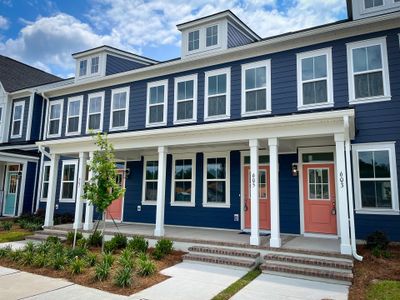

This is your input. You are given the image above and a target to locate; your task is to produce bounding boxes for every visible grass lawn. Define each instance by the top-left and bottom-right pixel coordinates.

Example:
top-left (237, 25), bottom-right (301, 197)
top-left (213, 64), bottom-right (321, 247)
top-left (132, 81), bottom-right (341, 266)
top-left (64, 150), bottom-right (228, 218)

top-left (367, 280), bottom-right (400, 300)
top-left (0, 231), bottom-right (31, 243)
top-left (212, 267), bottom-right (261, 300)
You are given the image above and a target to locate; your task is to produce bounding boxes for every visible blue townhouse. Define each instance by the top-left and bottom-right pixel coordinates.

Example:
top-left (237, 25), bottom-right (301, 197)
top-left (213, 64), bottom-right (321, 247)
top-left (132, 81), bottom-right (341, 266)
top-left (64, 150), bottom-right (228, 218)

top-left (2, 0), bottom-right (400, 262)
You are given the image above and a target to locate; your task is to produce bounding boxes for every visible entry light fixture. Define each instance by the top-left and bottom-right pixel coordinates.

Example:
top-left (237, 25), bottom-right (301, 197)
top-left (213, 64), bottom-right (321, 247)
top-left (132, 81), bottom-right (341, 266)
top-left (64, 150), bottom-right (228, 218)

top-left (291, 163), bottom-right (298, 177)
top-left (125, 168), bottom-right (131, 178)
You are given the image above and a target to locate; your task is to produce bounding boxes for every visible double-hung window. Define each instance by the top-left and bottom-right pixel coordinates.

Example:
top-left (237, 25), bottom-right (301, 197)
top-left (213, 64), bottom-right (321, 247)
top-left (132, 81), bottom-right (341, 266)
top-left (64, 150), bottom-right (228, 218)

top-left (347, 37), bottom-right (391, 104)
top-left (60, 160), bottom-right (78, 202)
top-left (174, 74), bottom-right (197, 124)
top-left (79, 60), bottom-right (87, 77)
top-left (297, 48), bottom-right (333, 109)
top-left (41, 162), bottom-right (51, 201)
top-left (110, 87), bottom-right (129, 130)
top-left (203, 153), bottom-right (230, 208)
top-left (171, 156), bottom-right (196, 206)
top-left (364, 0), bottom-right (383, 9)
top-left (91, 56), bottom-right (100, 74)
top-left (142, 158), bottom-right (158, 205)
top-left (188, 30), bottom-right (200, 52)
top-left (352, 142), bottom-right (399, 214)
top-left (86, 92), bottom-right (104, 133)
top-left (241, 60), bottom-right (271, 116)
top-left (204, 68), bottom-right (230, 120)
top-left (66, 96), bottom-right (83, 135)
top-left (11, 101), bottom-right (24, 139)
top-left (47, 100), bottom-right (63, 137)
top-left (146, 80), bottom-right (168, 127)
top-left (206, 25), bottom-right (218, 47)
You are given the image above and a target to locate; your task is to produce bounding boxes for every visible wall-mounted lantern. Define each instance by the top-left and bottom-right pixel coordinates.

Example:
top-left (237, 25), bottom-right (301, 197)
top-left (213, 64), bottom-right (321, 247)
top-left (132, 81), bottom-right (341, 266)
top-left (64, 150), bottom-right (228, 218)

top-left (291, 163), bottom-right (298, 176)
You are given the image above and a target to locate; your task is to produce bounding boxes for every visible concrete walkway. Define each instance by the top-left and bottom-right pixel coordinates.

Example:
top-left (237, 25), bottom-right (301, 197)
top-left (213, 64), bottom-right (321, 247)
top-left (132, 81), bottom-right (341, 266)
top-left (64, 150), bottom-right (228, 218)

top-left (231, 274), bottom-right (349, 300)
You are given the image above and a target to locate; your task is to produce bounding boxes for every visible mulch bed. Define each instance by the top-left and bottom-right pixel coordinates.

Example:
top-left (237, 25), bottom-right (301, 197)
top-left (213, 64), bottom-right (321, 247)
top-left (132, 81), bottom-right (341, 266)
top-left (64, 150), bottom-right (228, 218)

top-left (0, 247), bottom-right (184, 296)
top-left (349, 245), bottom-right (400, 300)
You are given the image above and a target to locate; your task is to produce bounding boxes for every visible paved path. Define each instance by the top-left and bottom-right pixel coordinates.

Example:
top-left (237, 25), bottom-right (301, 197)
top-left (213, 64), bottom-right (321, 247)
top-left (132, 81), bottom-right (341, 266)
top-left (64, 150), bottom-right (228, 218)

top-left (231, 274), bottom-right (349, 300)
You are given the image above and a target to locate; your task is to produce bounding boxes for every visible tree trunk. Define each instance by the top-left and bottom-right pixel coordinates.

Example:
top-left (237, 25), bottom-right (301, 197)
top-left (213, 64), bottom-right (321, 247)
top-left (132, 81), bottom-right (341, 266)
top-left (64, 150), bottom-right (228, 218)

top-left (101, 211), bottom-right (106, 253)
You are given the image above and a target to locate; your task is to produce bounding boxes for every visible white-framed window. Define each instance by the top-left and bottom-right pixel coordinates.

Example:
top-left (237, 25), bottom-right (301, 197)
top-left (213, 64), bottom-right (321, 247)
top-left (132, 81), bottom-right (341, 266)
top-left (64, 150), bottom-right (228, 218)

top-left (110, 87), bottom-right (130, 131)
top-left (91, 56), bottom-right (100, 74)
top-left (40, 162), bottom-right (51, 201)
top-left (79, 59), bottom-right (87, 77)
top-left (206, 25), bottom-right (218, 47)
top-left (204, 68), bottom-right (231, 121)
top-left (0, 105), bottom-right (3, 123)
top-left (203, 152), bottom-right (230, 208)
top-left (86, 92), bottom-right (104, 133)
top-left (352, 142), bottom-right (399, 215)
top-left (347, 37), bottom-right (391, 104)
top-left (10, 100), bottom-right (24, 139)
top-left (47, 100), bottom-right (63, 138)
top-left (297, 48), bottom-right (334, 110)
top-left (174, 74), bottom-right (198, 124)
top-left (60, 160), bottom-right (78, 202)
top-left (171, 155), bottom-right (196, 207)
top-left (146, 80), bottom-right (168, 127)
top-left (188, 30), bottom-right (200, 52)
top-left (364, 0), bottom-right (384, 9)
top-left (142, 157), bottom-right (158, 205)
top-left (78, 55), bottom-right (101, 78)
top-left (66, 96), bottom-right (83, 136)
top-left (241, 60), bottom-right (271, 116)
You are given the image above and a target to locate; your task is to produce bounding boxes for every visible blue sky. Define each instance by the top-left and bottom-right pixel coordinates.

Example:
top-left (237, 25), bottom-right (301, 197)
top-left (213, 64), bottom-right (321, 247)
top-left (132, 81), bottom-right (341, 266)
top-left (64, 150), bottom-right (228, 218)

top-left (0, 0), bottom-right (348, 78)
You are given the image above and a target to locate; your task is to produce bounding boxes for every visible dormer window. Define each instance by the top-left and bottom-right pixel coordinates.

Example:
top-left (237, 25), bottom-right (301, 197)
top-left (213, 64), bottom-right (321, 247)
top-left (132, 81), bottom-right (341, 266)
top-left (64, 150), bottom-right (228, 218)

top-left (79, 60), bottom-right (87, 77)
top-left (188, 30), bottom-right (200, 51)
top-left (77, 55), bottom-right (101, 78)
top-left (91, 56), bottom-right (99, 74)
top-left (206, 25), bottom-right (218, 47)
top-left (364, 0), bottom-right (383, 9)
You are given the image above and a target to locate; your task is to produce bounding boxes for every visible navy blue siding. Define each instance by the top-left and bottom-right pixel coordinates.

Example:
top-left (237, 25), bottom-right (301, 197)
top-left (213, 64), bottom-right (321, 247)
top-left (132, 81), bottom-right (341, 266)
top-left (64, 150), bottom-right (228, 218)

top-left (8, 96), bottom-right (29, 142)
top-left (30, 94), bottom-right (44, 141)
top-left (106, 54), bottom-right (148, 76)
top-left (22, 161), bottom-right (37, 214)
top-left (227, 22), bottom-right (254, 48)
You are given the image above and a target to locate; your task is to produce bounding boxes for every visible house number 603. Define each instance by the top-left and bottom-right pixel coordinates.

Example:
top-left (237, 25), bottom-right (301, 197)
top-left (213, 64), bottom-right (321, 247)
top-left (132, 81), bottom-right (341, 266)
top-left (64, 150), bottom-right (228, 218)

top-left (339, 171), bottom-right (344, 188)
top-left (251, 173), bottom-right (256, 188)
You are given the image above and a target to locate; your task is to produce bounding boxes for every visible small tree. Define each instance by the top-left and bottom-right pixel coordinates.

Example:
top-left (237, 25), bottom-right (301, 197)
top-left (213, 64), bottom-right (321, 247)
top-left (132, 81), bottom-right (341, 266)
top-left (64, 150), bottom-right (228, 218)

top-left (83, 133), bottom-right (125, 251)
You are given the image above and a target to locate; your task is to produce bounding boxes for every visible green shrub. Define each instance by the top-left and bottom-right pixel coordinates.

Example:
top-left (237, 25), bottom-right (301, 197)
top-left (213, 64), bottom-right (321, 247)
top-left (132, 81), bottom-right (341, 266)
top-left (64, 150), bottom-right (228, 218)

top-left (32, 253), bottom-right (48, 267)
top-left (104, 240), bottom-right (117, 254)
top-left (0, 245), bottom-right (12, 258)
top-left (367, 231), bottom-right (389, 250)
top-left (66, 231), bottom-right (83, 244)
top-left (10, 250), bottom-right (24, 262)
top-left (127, 236), bottom-right (148, 253)
top-left (46, 236), bottom-right (61, 244)
top-left (152, 239), bottom-right (173, 260)
top-left (66, 247), bottom-right (87, 259)
top-left (87, 231), bottom-right (102, 247)
top-left (118, 250), bottom-right (134, 269)
top-left (85, 252), bottom-right (97, 267)
top-left (24, 241), bottom-right (36, 253)
top-left (70, 257), bottom-right (85, 275)
top-left (1, 221), bottom-right (13, 231)
top-left (25, 222), bottom-right (43, 232)
top-left (95, 261), bottom-right (111, 281)
top-left (114, 267), bottom-right (133, 287)
top-left (102, 253), bottom-right (114, 267)
top-left (21, 251), bottom-right (35, 266)
top-left (76, 238), bottom-right (88, 249)
top-left (372, 247), bottom-right (392, 258)
top-left (111, 233), bottom-right (127, 249)
top-left (36, 241), bottom-right (52, 254)
top-left (51, 253), bottom-right (66, 270)
top-left (137, 255), bottom-right (156, 276)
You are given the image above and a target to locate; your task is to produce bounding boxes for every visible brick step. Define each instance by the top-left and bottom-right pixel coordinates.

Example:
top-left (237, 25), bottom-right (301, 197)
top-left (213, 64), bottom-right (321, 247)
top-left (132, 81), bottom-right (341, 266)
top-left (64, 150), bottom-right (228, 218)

top-left (264, 253), bottom-right (353, 270)
top-left (261, 262), bottom-right (353, 285)
top-left (25, 233), bottom-right (66, 242)
top-left (188, 245), bottom-right (260, 259)
top-left (183, 253), bottom-right (257, 269)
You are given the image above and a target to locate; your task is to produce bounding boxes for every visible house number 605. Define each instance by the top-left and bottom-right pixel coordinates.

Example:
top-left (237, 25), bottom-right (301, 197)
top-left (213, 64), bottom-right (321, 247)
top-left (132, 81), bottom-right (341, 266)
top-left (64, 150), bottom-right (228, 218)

top-left (339, 171), bottom-right (344, 188)
top-left (251, 173), bottom-right (256, 188)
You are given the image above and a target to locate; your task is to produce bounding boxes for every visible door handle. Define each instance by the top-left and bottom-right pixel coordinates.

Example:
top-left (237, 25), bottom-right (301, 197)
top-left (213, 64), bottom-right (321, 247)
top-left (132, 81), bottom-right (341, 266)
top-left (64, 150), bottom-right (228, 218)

top-left (244, 200), bottom-right (248, 212)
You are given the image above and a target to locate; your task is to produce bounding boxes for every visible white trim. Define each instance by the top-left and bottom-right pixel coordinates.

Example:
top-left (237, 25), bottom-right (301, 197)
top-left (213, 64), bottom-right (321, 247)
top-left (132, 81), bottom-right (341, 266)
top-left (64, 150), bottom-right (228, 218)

top-left (171, 154), bottom-right (196, 207)
top-left (346, 36), bottom-right (391, 104)
top-left (110, 86), bottom-right (130, 131)
top-left (204, 67), bottom-right (231, 121)
top-left (296, 47), bottom-right (334, 110)
top-left (173, 74), bottom-right (198, 124)
top-left (40, 161), bottom-right (51, 202)
top-left (59, 159), bottom-right (78, 203)
top-left (76, 54), bottom-right (103, 80)
top-left (17, 162), bottom-right (27, 216)
top-left (303, 232), bottom-right (339, 239)
top-left (86, 91), bottom-right (105, 133)
top-left (146, 79), bottom-right (168, 127)
top-left (205, 23), bottom-right (220, 50)
top-left (202, 151), bottom-right (230, 208)
top-left (47, 99), bottom-right (63, 138)
top-left (2, 164), bottom-right (21, 217)
top-left (352, 142), bottom-right (399, 214)
top-left (10, 100), bottom-right (25, 139)
top-left (142, 156), bottom-right (158, 206)
top-left (105, 162), bottom-right (127, 222)
top-left (65, 96), bottom-right (83, 136)
top-left (241, 60), bottom-right (271, 117)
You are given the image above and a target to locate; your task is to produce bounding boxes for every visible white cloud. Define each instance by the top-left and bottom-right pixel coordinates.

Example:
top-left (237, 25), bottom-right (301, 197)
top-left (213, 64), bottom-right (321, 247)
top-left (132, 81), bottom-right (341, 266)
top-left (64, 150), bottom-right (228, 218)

top-left (0, 16), bottom-right (9, 30)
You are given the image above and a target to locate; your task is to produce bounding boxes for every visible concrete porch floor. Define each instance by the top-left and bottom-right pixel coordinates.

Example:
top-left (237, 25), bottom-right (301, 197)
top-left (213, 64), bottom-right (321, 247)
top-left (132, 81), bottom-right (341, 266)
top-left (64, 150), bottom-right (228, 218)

top-left (54, 222), bottom-right (342, 254)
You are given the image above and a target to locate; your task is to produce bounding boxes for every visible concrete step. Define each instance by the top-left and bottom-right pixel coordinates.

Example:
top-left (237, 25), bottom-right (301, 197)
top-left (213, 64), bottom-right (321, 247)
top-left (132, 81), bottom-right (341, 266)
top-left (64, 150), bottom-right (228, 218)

top-left (188, 245), bottom-right (260, 259)
top-left (25, 233), bottom-right (66, 242)
top-left (183, 253), bottom-right (257, 269)
top-left (264, 253), bottom-right (353, 270)
top-left (38, 229), bottom-right (68, 237)
top-left (261, 262), bottom-right (353, 285)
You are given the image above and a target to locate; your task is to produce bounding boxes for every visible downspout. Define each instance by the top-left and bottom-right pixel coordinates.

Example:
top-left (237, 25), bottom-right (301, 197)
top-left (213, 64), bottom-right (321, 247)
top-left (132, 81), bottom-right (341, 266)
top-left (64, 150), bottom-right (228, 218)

top-left (344, 116), bottom-right (363, 261)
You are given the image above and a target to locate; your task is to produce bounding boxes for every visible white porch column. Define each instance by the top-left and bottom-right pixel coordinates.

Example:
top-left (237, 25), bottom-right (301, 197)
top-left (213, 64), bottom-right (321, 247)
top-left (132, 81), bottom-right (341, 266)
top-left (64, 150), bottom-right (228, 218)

top-left (335, 133), bottom-right (352, 255)
top-left (269, 137), bottom-right (281, 248)
top-left (83, 152), bottom-right (94, 231)
top-left (73, 152), bottom-right (88, 229)
top-left (249, 139), bottom-right (260, 246)
top-left (44, 154), bottom-right (60, 227)
top-left (154, 146), bottom-right (168, 237)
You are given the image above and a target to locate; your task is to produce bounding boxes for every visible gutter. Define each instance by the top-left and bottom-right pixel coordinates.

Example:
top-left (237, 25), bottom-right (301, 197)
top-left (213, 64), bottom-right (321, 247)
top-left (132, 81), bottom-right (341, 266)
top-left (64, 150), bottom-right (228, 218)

top-left (38, 145), bottom-right (51, 160)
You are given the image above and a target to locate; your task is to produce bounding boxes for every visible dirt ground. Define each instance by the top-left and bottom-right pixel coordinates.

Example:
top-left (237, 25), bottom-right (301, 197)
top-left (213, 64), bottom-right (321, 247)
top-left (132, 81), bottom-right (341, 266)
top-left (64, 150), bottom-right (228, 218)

top-left (349, 245), bottom-right (400, 300)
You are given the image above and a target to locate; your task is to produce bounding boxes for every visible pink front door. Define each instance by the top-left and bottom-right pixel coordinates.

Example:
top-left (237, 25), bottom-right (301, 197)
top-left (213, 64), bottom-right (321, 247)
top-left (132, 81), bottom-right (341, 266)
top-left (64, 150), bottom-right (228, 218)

top-left (303, 164), bottom-right (337, 235)
top-left (244, 165), bottom-right (270, 230)
top-left (106, 170), bottom-right (125, 221)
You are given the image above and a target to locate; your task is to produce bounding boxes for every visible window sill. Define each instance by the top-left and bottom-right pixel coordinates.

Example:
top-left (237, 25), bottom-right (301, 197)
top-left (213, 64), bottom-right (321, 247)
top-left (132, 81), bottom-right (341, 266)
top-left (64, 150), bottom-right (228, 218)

top-left (10, 135), bottom-right (22, 139)
top-left (202, 202), bottom-right (230, 208)
top-left (65, 132), bottom-right (81, 137)
top-left (241, 110), bottom-right (271, 118)
top-left (59, 199), bottom-right (76, 203)
top-left (298, 102), bottom-right (334, 111)
top-left (146, 122), bottom-right (167, 128)
top-left (204, 115), bottom-right (230, 122)
top-left (349, 95), bottom-right (391, 105)
top-left (173, 119), bottom-right (197, 125)
top-left (85, 129), bottom-right (102, 134)
top-left (109, 127), bottom-right (128, 132)
top-left (355, 209), bottom-right (399, 215)
top-left (142, 201), bottom-right (157, 206)
top-left (170, 202), bottom-right (195, 207)
top-left (40, 198), bottom-right (47, 202)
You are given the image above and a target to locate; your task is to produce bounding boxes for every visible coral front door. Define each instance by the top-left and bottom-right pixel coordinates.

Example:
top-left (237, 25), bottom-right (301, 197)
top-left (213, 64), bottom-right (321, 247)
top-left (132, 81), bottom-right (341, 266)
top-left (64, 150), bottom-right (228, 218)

top-left (106, 170), bottom-right (125, 221)
top-left (244, 165), bottom-right (270, 230)
top-left (303, 164), bottom-right (337, 235)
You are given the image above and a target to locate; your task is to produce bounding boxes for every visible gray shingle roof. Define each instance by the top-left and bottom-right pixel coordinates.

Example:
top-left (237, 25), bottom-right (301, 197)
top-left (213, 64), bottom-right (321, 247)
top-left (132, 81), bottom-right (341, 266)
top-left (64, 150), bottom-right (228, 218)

top-left (0, 55), bottom-right (62, 92)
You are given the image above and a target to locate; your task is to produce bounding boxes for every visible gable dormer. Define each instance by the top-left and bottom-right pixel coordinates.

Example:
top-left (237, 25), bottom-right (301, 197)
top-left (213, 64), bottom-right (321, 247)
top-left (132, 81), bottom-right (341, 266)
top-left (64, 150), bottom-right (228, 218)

top-left (351, 0), bottom-right (400, 20)
top-left (72, 46), bottom-right (158, 82)
top-left (177, 10), bottom-right (260, 59)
